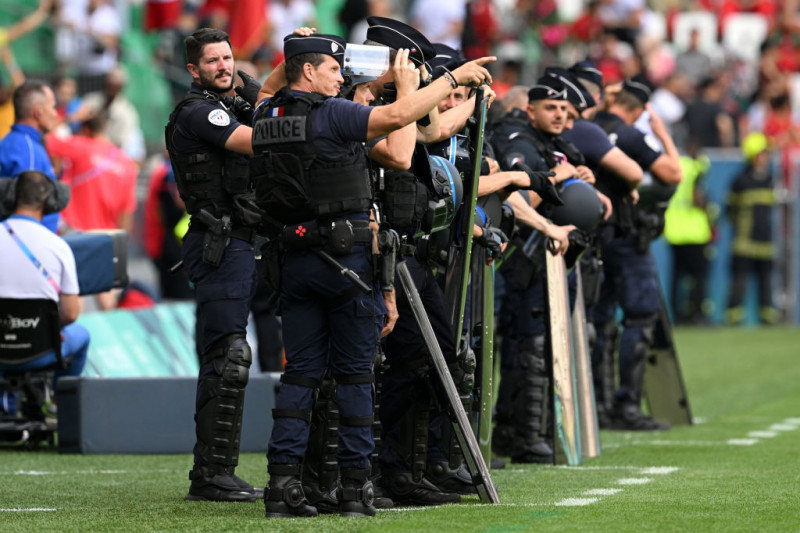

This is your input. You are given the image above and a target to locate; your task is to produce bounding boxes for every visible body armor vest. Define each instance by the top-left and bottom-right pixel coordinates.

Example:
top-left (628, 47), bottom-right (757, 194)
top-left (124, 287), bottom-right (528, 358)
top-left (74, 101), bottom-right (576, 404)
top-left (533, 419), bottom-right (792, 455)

top-left (250, 87), bottom-right (372, 226)
top-left (593, 113), bottom-right (637, 234)
top-left (165, 89), bottom-right (250, 217)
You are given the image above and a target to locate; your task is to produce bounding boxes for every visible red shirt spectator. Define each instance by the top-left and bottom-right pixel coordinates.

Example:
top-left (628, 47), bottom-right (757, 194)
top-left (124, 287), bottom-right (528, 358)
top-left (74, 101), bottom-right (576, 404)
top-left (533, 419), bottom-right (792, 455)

top-left (46, 114), bottom-right (138, 232)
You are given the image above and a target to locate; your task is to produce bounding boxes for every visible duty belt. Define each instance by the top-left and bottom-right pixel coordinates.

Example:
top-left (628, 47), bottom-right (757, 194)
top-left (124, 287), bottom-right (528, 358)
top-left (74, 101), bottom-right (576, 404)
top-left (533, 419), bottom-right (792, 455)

top-left (281, 218), bottom-right (374, 251)
top-left (190, 221), bottom-right (256, 244)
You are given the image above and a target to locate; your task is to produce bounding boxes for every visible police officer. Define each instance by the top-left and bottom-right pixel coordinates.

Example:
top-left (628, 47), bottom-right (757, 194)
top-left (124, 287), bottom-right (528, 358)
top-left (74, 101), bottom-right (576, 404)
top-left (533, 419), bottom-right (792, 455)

top-left (252, 32), bottom-right (493, 518)
top-left (165, 28), bottom-right (264, 503)
top-left (490, 75), bottom-right (585, 464)
top-left (591, 75), bottom-right (682, 430)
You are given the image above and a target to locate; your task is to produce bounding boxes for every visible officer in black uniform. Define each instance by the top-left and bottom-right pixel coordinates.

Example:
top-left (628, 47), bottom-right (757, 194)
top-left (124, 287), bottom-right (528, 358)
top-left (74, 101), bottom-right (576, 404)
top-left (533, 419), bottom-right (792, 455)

top-left (165, 27), bottom-right (264, 503)
top-left (591, 75), bottom-right (682, 430)
top-left (490, 75), bottom-right (590, 464)
top-left (252, 32), bottom-right (493, 518)
top-left (361, 18), bottom-right (490, 504)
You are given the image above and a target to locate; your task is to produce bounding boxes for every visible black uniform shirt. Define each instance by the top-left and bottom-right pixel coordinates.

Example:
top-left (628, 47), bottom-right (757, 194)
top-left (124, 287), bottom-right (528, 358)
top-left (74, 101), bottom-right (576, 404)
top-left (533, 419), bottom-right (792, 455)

top-left (562, 118), bottom-right (614, 169)
top-left (593, 110), bottom-right (660, 200)
top-left (171, 83), bottom-right (243, 154)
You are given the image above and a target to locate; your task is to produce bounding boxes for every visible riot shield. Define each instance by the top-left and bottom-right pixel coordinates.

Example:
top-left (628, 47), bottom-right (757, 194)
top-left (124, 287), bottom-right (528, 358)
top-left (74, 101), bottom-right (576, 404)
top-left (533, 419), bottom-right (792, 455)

top-left (643, 297), bottom-right (693, 426)
top-left (571, 263), bottom-right (601, 458)
top-left (545, 250), bottom-right (581, 466)
top-left (397, 260), bottom-right (499, 503)
top-left (468, 246), bottom-right (495, 466)
top-left (444, 90), bottom-right (488, 347)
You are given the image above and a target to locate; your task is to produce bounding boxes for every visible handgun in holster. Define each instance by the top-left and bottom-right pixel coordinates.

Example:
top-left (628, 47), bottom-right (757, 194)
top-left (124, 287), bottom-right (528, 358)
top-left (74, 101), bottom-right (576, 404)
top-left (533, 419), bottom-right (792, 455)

top-left (196, 209), bottom-right (232, 266)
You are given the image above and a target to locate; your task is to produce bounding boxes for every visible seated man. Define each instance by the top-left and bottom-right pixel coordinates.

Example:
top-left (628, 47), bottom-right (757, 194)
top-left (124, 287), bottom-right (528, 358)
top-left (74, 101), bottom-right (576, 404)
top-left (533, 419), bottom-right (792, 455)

top-left (0, 170), bottom-right (89, 416)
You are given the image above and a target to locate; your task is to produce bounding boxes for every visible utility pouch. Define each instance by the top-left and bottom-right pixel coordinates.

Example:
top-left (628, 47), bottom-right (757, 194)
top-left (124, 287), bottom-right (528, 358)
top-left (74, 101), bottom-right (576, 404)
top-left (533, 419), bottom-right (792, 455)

top-left (281, 220), bottom-right (323, 250)
top-left (328, 219), bottom-right (355, 257)
top-left (258, 240), bottom-right (283, 291)
top-left (377, 228), bottom-right (399, 291)
top-left (196, 209), bottom-right (231, 267)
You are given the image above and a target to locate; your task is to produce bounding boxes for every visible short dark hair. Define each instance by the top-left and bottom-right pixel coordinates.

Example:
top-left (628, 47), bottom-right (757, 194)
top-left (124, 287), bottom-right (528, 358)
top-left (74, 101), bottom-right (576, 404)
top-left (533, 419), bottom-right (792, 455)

top-left (13, 81), bottom-right (49, 121)
top-left (81, 110), bottom-right (109, 134)
top-left (285, 52), bottom-right (327, 84)
top-left (614, 89), bottom-right (645, 112)
top-left (184, 28), bottom-right (232, 66)
top-left (15, 170), bottom-right (52, 209)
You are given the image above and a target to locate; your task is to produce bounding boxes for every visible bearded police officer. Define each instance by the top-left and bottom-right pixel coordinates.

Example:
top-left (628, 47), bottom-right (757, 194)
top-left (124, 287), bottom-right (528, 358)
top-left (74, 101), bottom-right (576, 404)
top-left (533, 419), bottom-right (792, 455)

top-left (252, 33), bottom-right (493, 518)
top-left (165, 28), bottom-right (264, 503)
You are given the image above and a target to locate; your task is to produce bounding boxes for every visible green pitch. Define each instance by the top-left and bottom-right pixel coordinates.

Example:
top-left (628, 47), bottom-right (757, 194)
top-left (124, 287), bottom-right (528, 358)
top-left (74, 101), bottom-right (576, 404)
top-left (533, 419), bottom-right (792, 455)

top-left (3, 327), bottom-right (800, 532)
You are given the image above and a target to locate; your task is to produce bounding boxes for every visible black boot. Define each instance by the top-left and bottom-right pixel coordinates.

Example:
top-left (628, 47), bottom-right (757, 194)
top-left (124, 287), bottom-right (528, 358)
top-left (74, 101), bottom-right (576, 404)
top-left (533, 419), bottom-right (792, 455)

top-left (226, 466), bottom-right (264, 499)
top-left (301, 479), bottom-right (339, 514)
top-left (264, 464), bottom-right (318, 518)
top-left (339, 468), bottom-right (377, 517)
top-left (426, 460), bottom-right (477, 495)
top-left (379, 471), bottom-right (461, 506)
top-left (185, 465), bottom-right (258, 502)
top-left (610, 401), bottom-right (670, 431)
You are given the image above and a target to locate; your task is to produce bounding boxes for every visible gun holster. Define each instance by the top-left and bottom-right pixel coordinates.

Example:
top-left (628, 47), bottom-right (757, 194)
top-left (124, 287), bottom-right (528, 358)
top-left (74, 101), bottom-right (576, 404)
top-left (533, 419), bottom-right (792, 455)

top-left (197, 209), bottom-right (232, 267)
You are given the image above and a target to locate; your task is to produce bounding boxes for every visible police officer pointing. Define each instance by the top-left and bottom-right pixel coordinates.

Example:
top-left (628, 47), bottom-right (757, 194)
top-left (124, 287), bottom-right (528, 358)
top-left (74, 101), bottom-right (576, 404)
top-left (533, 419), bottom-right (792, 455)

top-left (165, 28), bottom-right (262, 502)
top-left (252, 33), bottom-right (494, 519)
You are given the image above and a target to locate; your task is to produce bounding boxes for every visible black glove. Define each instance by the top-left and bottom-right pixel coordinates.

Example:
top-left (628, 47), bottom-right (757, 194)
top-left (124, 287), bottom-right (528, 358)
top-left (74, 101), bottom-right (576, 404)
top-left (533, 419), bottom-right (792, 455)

top-left (382, 82), bottom-right (397, 103)
top-left (474, 225), bottom-right (507, 258)
top-left (480, 157), bottom-right (491, 176)
top-left (231, 95), bottom-right (254, 125)
top-left (511, 161), bottom-right (563, 206)
top-left (234, 69), bottom-right (261, 106)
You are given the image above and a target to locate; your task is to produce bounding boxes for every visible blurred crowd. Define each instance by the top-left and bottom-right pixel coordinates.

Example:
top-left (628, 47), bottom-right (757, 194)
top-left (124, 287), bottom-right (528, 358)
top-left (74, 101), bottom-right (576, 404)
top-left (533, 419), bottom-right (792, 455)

top-left (1, 0), bottom-right (798, 324)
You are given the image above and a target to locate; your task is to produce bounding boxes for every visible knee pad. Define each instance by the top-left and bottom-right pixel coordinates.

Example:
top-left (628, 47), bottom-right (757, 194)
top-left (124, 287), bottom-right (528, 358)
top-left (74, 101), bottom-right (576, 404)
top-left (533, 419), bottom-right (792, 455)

top-left (207, 334), bottom-right (252, 389)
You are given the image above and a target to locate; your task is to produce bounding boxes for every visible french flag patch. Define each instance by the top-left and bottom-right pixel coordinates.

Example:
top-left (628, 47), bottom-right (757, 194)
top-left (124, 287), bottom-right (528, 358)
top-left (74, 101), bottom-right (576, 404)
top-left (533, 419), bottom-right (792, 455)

top-left (268, 107), bottom-right (284, 117)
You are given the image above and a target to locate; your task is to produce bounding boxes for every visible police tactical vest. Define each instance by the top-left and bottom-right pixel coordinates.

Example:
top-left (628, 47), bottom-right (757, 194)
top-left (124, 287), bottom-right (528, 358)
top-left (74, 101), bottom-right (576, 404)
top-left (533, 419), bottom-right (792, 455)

top-left (593, 113), bottom-right (637, 234)
top-left (250, 87), bottom-right (372, 226)
top-left (165, 90), bottom-right (250, 216)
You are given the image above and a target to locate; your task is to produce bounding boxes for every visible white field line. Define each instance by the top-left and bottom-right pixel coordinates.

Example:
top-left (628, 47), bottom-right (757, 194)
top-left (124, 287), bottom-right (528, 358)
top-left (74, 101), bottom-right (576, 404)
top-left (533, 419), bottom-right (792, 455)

top-left (748, 431), bottom-right (778, 438)
top-left (727, 438), bottom-right (759, 446)
top-left (6, 469), bottom-right (173, 476)
top-left (584, 488), bottom-right (622, 496)
top-left (549, 465), bottom-right (643, 471)
top-left (692, 417), bottom-right (708, 424)
top-left (1, 508), bottom-right (57, 512)
top-left (604, 440), bottom-right (721, 448)
top-left (616, 478), bottom-right (652, 485)
top-left (769, 424), bottom-right (797, 432)
top-left (783, 418), bottom-right (800, 425)
top-left (639, 467), bottom-right (679, 475)
top-left (555, 498), bottom-right (598, 506)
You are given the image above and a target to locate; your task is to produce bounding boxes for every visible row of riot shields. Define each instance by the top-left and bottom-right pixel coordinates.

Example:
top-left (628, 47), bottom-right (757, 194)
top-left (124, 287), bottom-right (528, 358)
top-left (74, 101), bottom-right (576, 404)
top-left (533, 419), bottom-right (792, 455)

top-left (395, 92), bottom-right (692, 504)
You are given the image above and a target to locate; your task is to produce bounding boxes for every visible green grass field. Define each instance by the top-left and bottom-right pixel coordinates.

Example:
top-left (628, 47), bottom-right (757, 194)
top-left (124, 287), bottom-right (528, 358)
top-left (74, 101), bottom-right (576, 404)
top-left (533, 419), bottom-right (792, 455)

top-left (3, 327), bottom-right (800, 532)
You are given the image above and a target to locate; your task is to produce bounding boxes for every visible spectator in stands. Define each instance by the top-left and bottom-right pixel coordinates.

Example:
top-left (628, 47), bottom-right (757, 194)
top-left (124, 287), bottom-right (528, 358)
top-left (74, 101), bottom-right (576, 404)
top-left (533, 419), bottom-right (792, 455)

top-left (649, 71), bottom-right (691, 142)
top-left (53, 76), bottom-right (82, 134)
top-left (675, 28), bottom-right (712, 86)
top-left (597, 0), bottom-right (648, 46)
top-left (0, 47), bottom-right (26, 138)
top-left (268, 0), bottom-right (317, 59)
top-left (411, 0), bottom-right (466, 50)
top-left (684, 73), bottom-right (736, 148)
top-left (46, 110), bottom-right (138, 235)
top-left (0, 170), bottom-right (90, 417)
top-left (0, 82), bottom-right (60, 233)
top-left (46, 111), bottom-right (138, 310)
top-left (75, 0), bottom-right (122, 93)
top-left (726, 132), bottom-right (779, 325)
top-left (0, 0), bottom-right (53, 49)
top-left (79, 66), bottom-right (146, 163)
